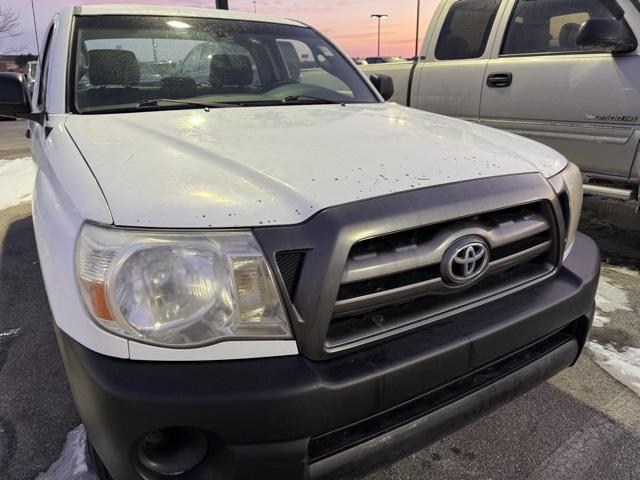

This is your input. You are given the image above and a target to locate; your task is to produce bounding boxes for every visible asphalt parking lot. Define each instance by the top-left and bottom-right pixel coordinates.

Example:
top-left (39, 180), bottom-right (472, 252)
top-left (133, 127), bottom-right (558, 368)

top-left (0, 121), bottom-right (638, 480)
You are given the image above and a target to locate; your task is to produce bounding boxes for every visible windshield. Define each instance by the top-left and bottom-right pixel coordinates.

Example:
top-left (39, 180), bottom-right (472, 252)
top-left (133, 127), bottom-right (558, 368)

top-left (71, 15), bottom-right (378, 113)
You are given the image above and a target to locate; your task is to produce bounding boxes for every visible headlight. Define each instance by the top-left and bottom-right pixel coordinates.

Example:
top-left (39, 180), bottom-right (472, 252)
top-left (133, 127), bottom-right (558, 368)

top-left (550, 162), bottom-right (583, 260)
top-left (76, 224), bottom-right (291, 347)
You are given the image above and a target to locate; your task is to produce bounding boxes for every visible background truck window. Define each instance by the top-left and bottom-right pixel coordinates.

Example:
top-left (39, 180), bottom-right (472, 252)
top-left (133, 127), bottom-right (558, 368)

top-left (502, 0), bottom-right (626, 55)
top-left (435, 0), bottom-right (502, 60)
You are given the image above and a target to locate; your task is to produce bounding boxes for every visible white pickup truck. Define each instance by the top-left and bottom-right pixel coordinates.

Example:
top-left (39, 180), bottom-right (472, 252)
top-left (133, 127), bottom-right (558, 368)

top-left (0, 5), bottom-right (599, 480)
top-left (363, 0), bottom-right (640, 205)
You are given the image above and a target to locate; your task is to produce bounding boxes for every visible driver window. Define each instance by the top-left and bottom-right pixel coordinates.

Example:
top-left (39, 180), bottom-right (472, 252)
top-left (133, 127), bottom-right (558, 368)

top-left (502, 0), bottom-right (625, 55)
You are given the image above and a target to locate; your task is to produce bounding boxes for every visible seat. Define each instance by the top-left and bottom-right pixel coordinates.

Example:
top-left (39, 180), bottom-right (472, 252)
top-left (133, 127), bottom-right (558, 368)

top-left (160, 76), bottom-right (198, 98)
top-left (559, 23), bottom-right (581, 50)
top-left (88, 49), bottom-right (140, 86)
top-left (85, 49), bottom-right (142, 108)
top-left (209, 54), bottom-right (254, 92)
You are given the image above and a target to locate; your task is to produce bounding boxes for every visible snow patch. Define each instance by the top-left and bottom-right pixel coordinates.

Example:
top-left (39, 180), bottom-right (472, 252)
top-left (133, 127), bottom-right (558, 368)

top-left (606, 265), bottom-right (640, 278)
top-left (592, 314), bottom-right (610, 328)
top-left (0, 328), bottom-right (20, 339)
top-left (595, 274), bottom-right (632, 314)
top-left (36, 425), bottom-right (97, 480)
top-left (0, 157), bottom-right (35, 210)
top-left (592, 270), bottom-right (633, 328)
top-left (586, 342), bottom-right (640, 397)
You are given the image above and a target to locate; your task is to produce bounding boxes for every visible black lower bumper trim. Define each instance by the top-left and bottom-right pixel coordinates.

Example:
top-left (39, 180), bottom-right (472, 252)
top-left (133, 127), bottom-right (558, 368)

top-left (308, 321), bottom-right (580, 464)
top-left (309, 338), bottom-right (578, 480)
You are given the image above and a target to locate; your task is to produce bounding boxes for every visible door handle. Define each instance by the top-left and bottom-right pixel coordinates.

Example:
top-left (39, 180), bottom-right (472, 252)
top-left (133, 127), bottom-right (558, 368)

top-left (487, 72), bottom-right (513, 88)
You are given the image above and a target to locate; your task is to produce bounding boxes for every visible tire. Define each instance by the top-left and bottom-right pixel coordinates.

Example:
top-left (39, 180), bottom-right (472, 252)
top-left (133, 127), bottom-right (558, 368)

top-left (87, 438), bottom-right (114, 480)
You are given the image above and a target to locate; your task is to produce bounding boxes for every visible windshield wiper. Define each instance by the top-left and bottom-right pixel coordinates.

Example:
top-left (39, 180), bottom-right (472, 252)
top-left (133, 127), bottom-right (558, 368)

top-left (280, 95), bottom-right (340, 104)
top-left (136, 98), bottom-right (241, 109)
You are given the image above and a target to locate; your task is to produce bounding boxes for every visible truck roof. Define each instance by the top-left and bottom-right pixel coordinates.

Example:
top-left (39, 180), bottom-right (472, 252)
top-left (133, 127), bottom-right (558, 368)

top-left (67, 4), bottom-right (306, 27)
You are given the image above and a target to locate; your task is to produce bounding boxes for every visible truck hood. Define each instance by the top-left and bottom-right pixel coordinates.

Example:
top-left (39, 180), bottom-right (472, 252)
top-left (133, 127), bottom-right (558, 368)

top-left (65, 103), bottom-right (566, 228)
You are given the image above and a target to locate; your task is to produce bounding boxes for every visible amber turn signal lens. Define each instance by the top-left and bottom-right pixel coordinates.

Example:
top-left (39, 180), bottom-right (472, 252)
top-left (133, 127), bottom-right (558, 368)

top-left (84, 281), bottom-right (113, 321)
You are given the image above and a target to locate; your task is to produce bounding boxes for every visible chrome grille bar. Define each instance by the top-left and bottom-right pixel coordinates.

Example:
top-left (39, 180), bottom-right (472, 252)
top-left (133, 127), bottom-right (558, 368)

top-left (334, 239), bottom-right (552, 318)
top-left (341, 212), bottom-right (550, 284)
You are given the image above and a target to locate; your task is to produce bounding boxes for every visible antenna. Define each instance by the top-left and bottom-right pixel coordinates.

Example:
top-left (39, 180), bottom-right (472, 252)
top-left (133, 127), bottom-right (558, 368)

top-left (30, 0), bottom-right (40, 53)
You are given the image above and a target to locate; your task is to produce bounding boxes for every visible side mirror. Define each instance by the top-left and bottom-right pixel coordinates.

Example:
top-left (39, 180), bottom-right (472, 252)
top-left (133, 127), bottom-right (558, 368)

top-left (576, 18), bottom-right (637, 53)
top-left (369, 74), bottom-right (394, 101)
top-left (0, 73), bottom-right (41, 122)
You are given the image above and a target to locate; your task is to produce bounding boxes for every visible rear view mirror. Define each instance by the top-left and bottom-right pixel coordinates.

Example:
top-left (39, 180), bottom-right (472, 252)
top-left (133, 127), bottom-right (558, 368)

top-left (576, 18), bottom-right (637, 53)
top-left (0, 73), bottom-right (41, 122)
top-left (369, 74), bottom-right (394, 101)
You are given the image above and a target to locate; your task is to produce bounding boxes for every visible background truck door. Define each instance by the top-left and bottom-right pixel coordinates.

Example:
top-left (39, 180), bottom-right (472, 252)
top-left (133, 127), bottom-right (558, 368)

top-left (480, 0), bottom-right (640, 178)
top-left (412, 0), bottom-right (507, 121)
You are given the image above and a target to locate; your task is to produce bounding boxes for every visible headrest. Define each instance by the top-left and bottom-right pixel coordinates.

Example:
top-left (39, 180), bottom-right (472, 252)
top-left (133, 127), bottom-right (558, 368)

top-left (209, 54), bottom-right (253, 87)
top-left (559, 23), bottom-right (581, 49)
top-left (88, 49), bottom-right (140, 86)
top-left (160, 76), bottom-right (197, 98)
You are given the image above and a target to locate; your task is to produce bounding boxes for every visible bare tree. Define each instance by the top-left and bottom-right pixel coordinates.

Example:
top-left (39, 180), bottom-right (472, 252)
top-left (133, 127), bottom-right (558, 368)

top-left (0, 7), bottom-right (23, 53)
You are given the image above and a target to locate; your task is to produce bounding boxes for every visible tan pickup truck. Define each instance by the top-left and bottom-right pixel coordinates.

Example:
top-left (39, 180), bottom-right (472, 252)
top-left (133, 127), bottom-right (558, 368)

top-left (364, 0), bottom-right (640, 206)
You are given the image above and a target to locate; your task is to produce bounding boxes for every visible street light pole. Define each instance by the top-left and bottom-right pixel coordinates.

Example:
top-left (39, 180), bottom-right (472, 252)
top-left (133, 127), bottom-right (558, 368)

top-left (415, 0), bottom-right (421, 59)
top-left (370, 14), bottom-right (388, 57)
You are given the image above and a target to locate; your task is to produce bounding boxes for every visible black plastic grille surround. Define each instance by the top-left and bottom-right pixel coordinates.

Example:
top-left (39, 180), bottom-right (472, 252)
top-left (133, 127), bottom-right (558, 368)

top-left (253, 174), bottom-right (567, 360)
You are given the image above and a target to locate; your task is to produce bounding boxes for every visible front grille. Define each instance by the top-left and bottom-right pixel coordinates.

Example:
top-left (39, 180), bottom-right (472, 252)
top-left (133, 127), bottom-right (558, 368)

top-left (254, 174), bottom-right (564, 360)
top-left (327, 202), bottom-right (558, 349)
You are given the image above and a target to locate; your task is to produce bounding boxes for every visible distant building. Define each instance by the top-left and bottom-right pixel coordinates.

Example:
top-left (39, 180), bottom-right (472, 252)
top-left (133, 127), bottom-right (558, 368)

top-left (0, 54), bottom-right (38, 73)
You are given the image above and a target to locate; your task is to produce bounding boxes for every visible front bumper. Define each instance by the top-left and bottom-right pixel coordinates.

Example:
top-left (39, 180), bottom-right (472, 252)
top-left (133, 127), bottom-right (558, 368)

top-left (56, 233), bottom-right (599, 480)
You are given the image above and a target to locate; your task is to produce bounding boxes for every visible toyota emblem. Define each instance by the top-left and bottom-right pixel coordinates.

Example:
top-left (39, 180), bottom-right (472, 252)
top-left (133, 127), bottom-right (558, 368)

top-left (441, 237), bottom-right (490, 286)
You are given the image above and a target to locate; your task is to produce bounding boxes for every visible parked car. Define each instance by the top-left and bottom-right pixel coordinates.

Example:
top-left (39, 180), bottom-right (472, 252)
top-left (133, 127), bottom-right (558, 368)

top-left (365, 56), bottom-right (409, 64)
top-left (352, 57), bottom-right (369, 65)
top-left (363, 0), bottom-right (640, 206)
top-left (0, 5), bottom-right (599, 480)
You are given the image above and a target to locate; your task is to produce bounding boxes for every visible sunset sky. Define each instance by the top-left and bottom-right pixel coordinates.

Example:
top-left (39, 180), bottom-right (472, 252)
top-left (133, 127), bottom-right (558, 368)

top-left (3, 0), bottom-right (440, 58)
